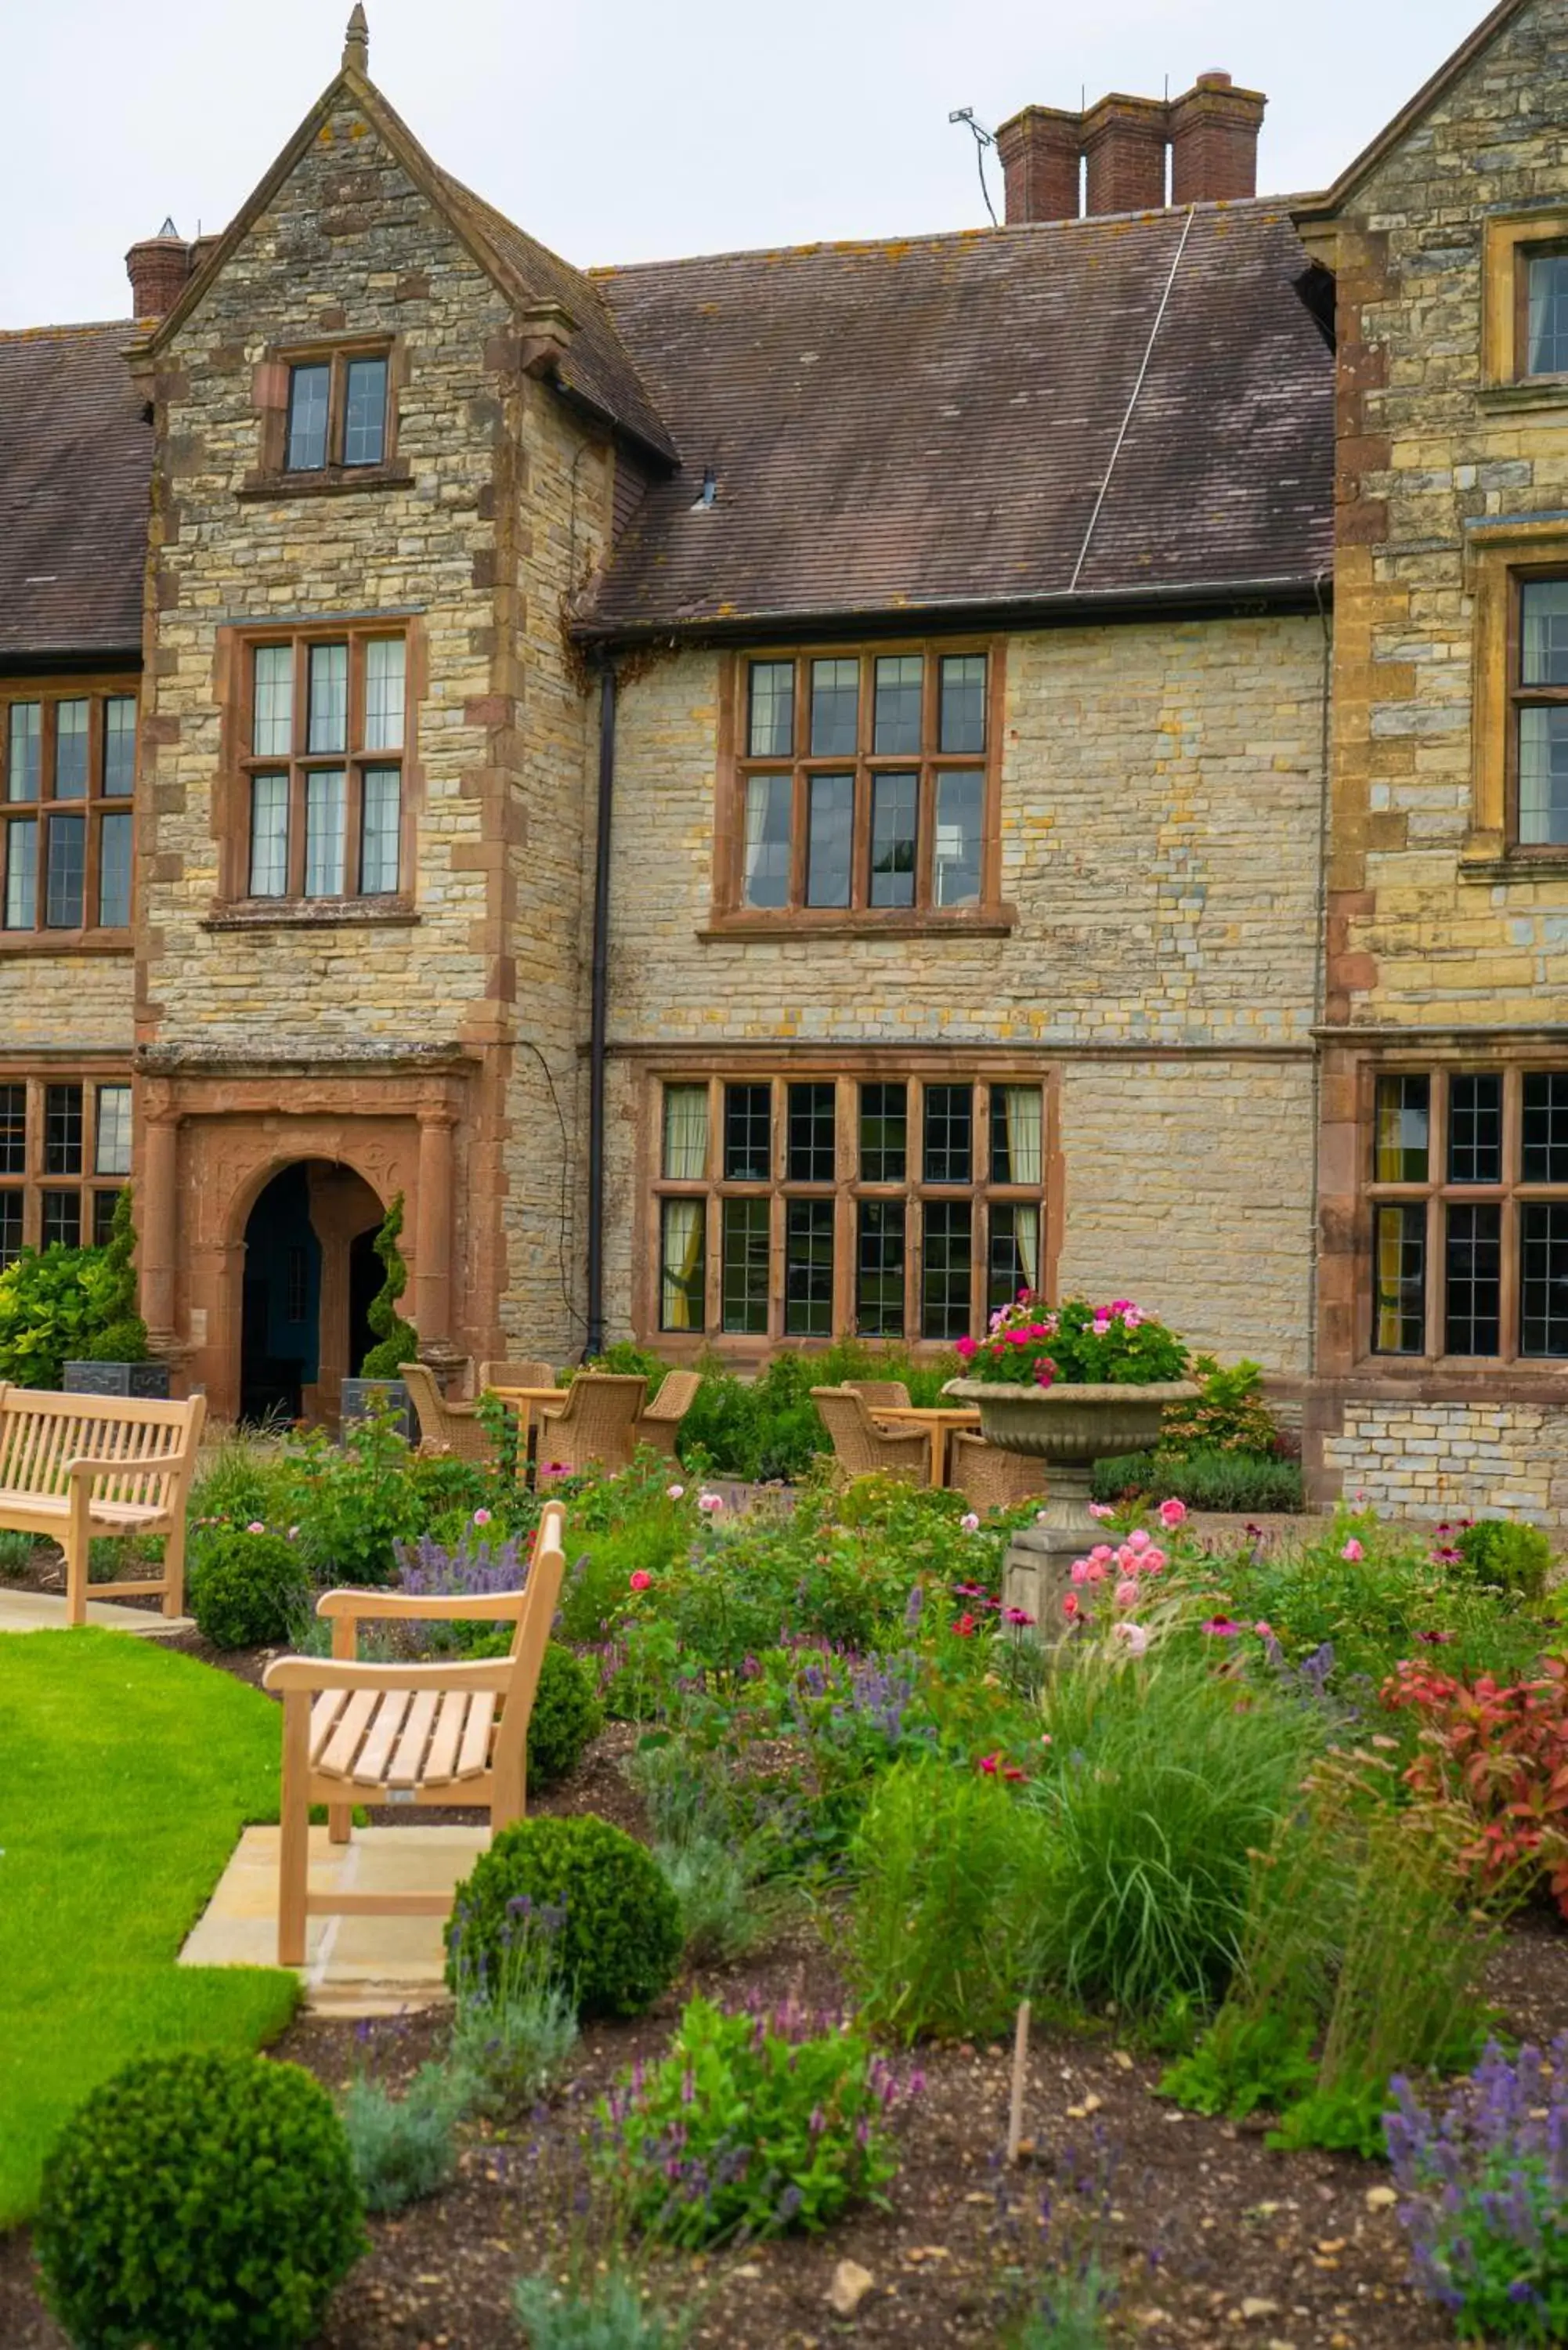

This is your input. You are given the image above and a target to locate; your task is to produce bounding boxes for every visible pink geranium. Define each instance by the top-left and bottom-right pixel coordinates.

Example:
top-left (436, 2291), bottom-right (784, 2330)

top-left (955, 1334), bottom-right (978, 1361)
top-left (1158, 1497), bottom-right (1188, 1528)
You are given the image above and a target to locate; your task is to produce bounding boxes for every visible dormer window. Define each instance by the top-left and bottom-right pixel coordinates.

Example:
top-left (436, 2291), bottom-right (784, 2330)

top-left (285, 352), bottom-right (390, 472)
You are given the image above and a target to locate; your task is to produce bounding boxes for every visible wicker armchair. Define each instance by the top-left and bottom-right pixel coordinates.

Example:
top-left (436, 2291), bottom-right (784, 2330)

top-left (478, 1359), bottom-right (556, 1394)
top-left (401, 1361), bottom-right (498, 1466)
top-left (535, 1373), bottom-right (649, 1477)
top-left (634, 1369), bottom-right (702, 1459)
top-left (948, 1431), bottom-right (1047, 1513)
top-left (844, 1379), bottom-right (912, 1411)
top-left (811, 1387), bottom-right (930, 1487)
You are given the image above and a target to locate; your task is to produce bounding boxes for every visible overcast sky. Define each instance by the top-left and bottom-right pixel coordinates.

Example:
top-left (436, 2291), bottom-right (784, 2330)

top-left (3, 0), bottom-right (1489, 328)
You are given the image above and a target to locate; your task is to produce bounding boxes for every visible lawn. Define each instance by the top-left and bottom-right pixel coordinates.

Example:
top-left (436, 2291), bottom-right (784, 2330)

top-left (0, 1629), bottom-right (297, 2223)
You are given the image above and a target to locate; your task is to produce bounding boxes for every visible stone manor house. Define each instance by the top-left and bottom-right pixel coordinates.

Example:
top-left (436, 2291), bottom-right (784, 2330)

top-left (9, 0), bottom-right (1568, 1519)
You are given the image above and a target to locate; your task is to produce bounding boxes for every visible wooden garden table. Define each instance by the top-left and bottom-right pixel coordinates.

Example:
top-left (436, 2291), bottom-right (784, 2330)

top-left (867, 1405), bottom-right (983, 1487)
top-left (486, 1386), bottom-right (565, 1480)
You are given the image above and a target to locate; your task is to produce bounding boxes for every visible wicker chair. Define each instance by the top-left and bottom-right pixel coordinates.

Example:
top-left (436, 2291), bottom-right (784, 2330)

top-left (634, 1369), bottom-right (703, 1459)
top-left (478, 1359), bottom-right (556, 1395)
top-left (948, 1431), bottom-right (1047, 1513)
top-left (811, 1386), bottom-right (930, 1487)
top-left (844, 1379), bottom-right (912, 1411)
top-left (535, 1373), bottom-right (649, 1477)
top-left (401, 1361), bottom-right (498, 1466)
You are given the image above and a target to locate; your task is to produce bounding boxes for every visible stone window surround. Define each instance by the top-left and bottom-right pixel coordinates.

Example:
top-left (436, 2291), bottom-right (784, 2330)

top-left (208, 615), bottom-right (425, 921)
top-left (1354, 1044), bottom-right (1568, 1375)
top-left (0, 1056), bottom-right (134, 1262)
top-left (630, 1047), bottom-right (1058, 1359)
top-left (1481, 207), bottom-right (1568, 396)
top-left (705, 639), bottom-right (1015, 938)
top-left (241, 331), bottom-right (412, 500)
top-left (0, 674), bottom-right (138, 954)
top-left (1461, 520), bottom-right (1568, 877)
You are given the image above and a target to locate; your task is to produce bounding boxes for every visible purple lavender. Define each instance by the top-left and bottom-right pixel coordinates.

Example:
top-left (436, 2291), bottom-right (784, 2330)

top-left (1386, 2037), bottom-right (1568, 2341)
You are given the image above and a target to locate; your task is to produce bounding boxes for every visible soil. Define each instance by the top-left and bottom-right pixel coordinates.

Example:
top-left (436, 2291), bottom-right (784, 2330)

top-left (5, 1524), bottom-right (1566, 2348)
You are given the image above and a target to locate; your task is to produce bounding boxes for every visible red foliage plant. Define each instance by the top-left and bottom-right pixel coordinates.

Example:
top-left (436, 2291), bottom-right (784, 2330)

top-left (1381, 1655), bottom-right (1568, 1917)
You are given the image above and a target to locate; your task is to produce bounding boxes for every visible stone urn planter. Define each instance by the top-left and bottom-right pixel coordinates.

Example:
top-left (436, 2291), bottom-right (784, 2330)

top-left (63, 1359), bottom-right (172, 1401)
top-left (945, 1377), bottom-right (1199, 1630)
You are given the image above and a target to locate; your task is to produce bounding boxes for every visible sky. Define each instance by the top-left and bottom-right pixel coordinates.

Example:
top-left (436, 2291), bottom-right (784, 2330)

top-left (2, 0), bottom-right (1492, 329)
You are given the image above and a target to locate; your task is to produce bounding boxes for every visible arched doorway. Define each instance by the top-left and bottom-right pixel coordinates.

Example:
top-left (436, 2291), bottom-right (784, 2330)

top-left (240, 1161), bottom-right (385, 1426)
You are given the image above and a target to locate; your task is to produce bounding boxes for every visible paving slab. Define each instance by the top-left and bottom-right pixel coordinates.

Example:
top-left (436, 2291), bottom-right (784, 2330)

top-left (180, 1823), bottom-right (490, 2016)
top-left (0, 1586), bottom-right (193, 1636)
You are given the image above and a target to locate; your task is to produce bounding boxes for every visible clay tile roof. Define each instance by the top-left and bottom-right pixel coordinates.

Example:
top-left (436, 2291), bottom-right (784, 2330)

top-left (0, 323), bottom-right (149, 664)
top-left (585, 201), bottom-right (1334, 638)
top-left (433, 169), bottom-right (678, 465)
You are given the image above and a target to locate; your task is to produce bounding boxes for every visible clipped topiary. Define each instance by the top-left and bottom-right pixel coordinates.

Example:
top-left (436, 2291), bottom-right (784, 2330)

top-left (447, 1813), bottom-right (681, 2020)
top-left (1455, 1517), bottom-right (1553, 1605)
top-left (359, 1191), bottom-right (418, 1379)
top-left (189, 1527), bottom-right (310, 1650)
top-left (85, 1188), bottom-right (150, 1365)
top-left (34, 2049), bottom-right (365, 2350)
top-left (527, 1641), bottom-right (604, 1788)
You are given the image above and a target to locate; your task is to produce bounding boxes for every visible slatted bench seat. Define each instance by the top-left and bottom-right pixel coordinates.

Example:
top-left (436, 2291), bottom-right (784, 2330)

top-left (0, 1383), bottom-right (206, 1627)
top-left (262, 1499), bottom-right (568, 1967)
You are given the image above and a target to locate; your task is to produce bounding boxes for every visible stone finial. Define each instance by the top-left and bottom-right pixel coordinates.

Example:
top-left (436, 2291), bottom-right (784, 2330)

top-left (342, 4), bottom-right (369, 74)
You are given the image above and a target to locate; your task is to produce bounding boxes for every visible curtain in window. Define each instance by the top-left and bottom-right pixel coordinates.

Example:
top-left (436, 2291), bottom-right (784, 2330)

top-left (1014, 1203), bottom-right (1040, 1291)
top-left (660, 1198), bottom-right (705, 1329)
top-left (662, 1085), bottom-right (709, 1180)
top-left (1001, 1087), bottom-right (1042, 1185)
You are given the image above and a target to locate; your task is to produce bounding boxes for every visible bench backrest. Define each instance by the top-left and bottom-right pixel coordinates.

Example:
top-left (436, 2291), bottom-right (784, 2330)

top-left (0, 1386), bottom-right (205, 1507)
top-left (491, 1498), bottom-right (568, 1777)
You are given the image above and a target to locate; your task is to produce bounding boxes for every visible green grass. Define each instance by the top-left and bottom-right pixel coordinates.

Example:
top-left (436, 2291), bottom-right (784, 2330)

top-left (0, 1630), bottom-right (298, 2223)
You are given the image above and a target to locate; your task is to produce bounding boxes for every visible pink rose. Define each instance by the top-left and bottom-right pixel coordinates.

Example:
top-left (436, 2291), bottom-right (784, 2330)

top-left (1139, 1546), bottom-right (1166, 1574)
top-left (1071, 1560), bottom-right (1090, 1585)
top-left (629, 1570), bottom-right (652, 1592)
top-left (959, 1512), bottom-right (981, 1533)
top-left (472, 1508), bottom-right (492, 1527)
top-left (1085, 1561), bottom-right (1107, 1583)
top-left (1126, 1529), bottom-right (1151, 1554)
top-left (1090, 1546), bottom-right (1115, 1566)
top-left (246, 1522), bottom-right (266, 1535)
top-left (1063, 1593), bottom-right (1080, 1619)
top-left (1114, 1622), bottom-right (1151, 1657)
top-left (667, 1483), bottom-right (685, 1499)
top-left (699, 1492), bottom-right (724, 1514)
top-left (1115, 1580), bottom-right (1139, 1607)
top-left (1342, 1538), bottom-right (1364, 1563)
top-left (1158, 1498), bottom-right (1187, 1528)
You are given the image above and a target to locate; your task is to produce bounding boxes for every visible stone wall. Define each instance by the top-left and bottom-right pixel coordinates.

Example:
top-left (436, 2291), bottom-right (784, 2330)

top-left (1322, 1397), bottom-right (1568, 1528)
top-left (602, 615), bottom-right (1327, 1374)
top-left (0, 955), bottom-right (132, 1052)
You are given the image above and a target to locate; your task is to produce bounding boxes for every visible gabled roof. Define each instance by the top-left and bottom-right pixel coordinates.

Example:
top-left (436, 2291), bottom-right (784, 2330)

top-left (138, 65), bottom-right (677, 466)
top-left (1295, 0), bottom-right (1530, 221)
top-left (0, 324), bottom-right (149, 664)
top-left (584, 200), bottom-right (1335, 639)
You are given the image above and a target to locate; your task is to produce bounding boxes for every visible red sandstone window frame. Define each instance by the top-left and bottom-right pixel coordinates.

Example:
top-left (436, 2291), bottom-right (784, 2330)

top-left (0, 681), bottom-right (138, 952)
top-left (213, 620), bottom-right (423, 918)
top-left (634, 1054), bottom-right (1056, 1358)
top-left (244, 336), bottom-right (409, 498)
top-left (709, 641), bottom-right (1012, 936)
top-left (1363, 1059), bottom-right (1568, 1367)
top-left (0, 1068), bottom-right (135, 1266)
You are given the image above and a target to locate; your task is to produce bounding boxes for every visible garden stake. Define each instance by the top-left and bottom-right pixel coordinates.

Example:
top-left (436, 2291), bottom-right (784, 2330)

top-left (1006, 2000), bottom-right (1031, 2163)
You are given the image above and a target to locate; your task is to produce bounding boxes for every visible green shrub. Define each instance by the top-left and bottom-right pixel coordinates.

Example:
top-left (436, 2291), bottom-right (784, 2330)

top-left (447, 1814), bottom-right (681, 2020)
top-left (84, 1189), bottom-right (150, 1365)
top-left (844, 1756), bottom-right (1043, 2041)
top-left (189, 1527), bottom-right (310, 1650)
top-left (359, 1191), bottom-right (417, 1379)
top-left (0, 1245), bottom-right (110, 1390)
top-left (1090, 1448), bottom-right (1304, 1513)
top-left (1028, 1647), bottom-right (1325, 2018)
top-left (339, 2062), bottom-right (466, 2214)
top-left (0, 1527), bottom-right (38, 1572)
top-left (592, 1994), bottom-right (907, 2245)
top-left (289, 1412), bottom-right (422, 1585)
top-left (561, 1496), bottom-right (692, 1643)
top-left (1155, 1356), bottom-right (1281, 1457)
top-left (1455, 1517), bottom-right (1553, 1603)
top-left (656, 1833), bottom-right (773, 1965)
top-left (576, 1341), bottom-right (663, 1385)
top-left (527, 1642), bottom-right (603, 1788)
top-left (187, 1435), bottom-right (302, 1540)
top-left (34, 2050), bottom-right (365, 2349)
top-left (512, 2261), bottom-right (697, 2349)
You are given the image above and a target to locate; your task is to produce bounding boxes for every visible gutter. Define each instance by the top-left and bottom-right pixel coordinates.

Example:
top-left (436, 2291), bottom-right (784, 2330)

top-left (572, 572), bottom-right (1331, 653)
top-left (583, 658), bottom-right (617, 1361)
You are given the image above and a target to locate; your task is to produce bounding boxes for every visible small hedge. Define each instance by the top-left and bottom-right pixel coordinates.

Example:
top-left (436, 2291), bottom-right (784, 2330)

top-left (189, 1528), bottom-right (310, 1650)
top-left (1454, 1517), bottom-right (1554, 1604)
top-left (447, 1813), bottom-right (681, 2020)
top-left (527, 1641), bottom-right (604, 1788)
top-left (1091, 1446), bottom-right (1305, 1514)
top-left (34, 2050), bottom-right (365, 2349)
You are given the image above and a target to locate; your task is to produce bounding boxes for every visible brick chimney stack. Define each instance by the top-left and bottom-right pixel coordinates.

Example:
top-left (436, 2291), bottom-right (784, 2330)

top-left (125, 222), bottom-right (191, 323)
top-left (1169, 71), bottom-right (1266, 205)
top-left (995, 70), bottom-right (1267, 226)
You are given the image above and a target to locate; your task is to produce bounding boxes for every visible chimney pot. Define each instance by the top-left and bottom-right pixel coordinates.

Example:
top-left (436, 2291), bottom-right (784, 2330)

top-left (1169, 71), bottom-right (1266, 205)
top-left (1082, 93), bottom-right (1169, 217)
top-left (995, 105), bottom-right (1083, 225)
top-left (125, 230), bottom-right (192, 324)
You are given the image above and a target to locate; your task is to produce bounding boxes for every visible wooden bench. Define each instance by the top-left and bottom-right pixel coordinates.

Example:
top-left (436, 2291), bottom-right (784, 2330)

top-left (0, 1385), bottom-right (206, 1626)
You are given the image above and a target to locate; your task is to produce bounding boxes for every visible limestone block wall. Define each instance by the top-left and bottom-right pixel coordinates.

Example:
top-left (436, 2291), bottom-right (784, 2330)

top-left (0, 956), bottom-right (133, 1052)
top-left (1322, 1399), bottom-right (1568, 1528)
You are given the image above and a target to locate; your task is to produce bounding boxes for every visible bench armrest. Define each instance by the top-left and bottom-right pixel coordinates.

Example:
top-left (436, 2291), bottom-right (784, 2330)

top-left (263, 1654), bottom-right (515, 1694)
top-left (314, 1587), bottom-right (526, 1623)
